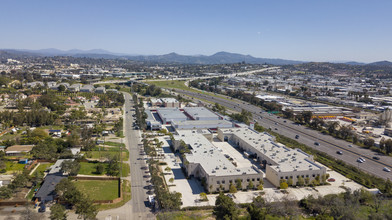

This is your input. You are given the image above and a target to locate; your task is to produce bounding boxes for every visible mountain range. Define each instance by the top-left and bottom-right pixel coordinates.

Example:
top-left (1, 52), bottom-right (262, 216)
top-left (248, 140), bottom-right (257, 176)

top-left (1, 48), bottom-right (391, 66)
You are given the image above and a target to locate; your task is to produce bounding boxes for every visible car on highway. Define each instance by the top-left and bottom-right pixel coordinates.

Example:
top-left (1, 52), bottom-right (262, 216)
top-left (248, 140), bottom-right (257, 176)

top-left (295, 135), bottom-right (299, 139)
top-left (283, 120), bottom-right (286, 123)
top-left (373, 156), bottom-right (381, 160)
top-left (336, 151), bottom-right (343, 155)
top-left (357, 158), bottom-right (365, 163)
top-left (383, 167), bottom-right (391, 172)
top-left (348, 144), bottom-right (353, 147)
top-left (274, 128), bottom-right (278, 130)
top-left (314, 142), bottom-right (320, 146)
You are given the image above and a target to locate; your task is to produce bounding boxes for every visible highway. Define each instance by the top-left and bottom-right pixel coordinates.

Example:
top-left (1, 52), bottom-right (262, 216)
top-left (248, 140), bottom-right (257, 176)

top-left (122, 92), bottom-right (155, 220)
top-left (173, 88), bottom-right (392, 181)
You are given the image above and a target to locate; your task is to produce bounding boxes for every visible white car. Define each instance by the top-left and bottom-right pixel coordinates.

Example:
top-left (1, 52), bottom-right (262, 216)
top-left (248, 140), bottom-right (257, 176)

top-left (383, 167), bottom-right (391, 172)
top-left (357, 158), bottom-right (364, 163)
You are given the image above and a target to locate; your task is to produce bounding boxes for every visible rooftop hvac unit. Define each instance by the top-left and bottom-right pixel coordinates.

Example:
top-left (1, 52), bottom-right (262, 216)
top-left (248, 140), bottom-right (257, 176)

top-left (212, 170), bottom-right (216, 173)
top-left (243, 172), bottom-right (247, 174)
top-left (223, 166), bottom-right (227, 169)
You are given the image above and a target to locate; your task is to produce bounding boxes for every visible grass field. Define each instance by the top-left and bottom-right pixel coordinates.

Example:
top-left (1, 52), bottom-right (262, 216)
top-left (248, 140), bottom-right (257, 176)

top-left (83, 150), bottom-right (129, 161)
top-left (78, 162), bottom-right (108, 176)
top-left (75, 180), bottom-right (119, 201)
top-left (5, 161), bottom-right (26, 174)
top-left (145, 80), bottom-right (238, 104)
top-left (145, 80), bottom-right (194, 92)
top-left (121, 162), bottom-right (130, 177)
top-left (31, 163), bottom-right (54, 176)
top-left (99, 180), bottom-right (131, 210)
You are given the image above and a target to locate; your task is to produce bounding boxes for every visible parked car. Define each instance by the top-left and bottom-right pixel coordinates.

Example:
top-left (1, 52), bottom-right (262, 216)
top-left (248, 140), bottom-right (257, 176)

top-left (327, 178), bottom-right (336, 182)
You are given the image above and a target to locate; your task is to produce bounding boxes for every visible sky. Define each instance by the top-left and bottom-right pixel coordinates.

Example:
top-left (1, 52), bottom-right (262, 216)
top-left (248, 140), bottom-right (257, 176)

top-left (1, 0), bottom-right (391, 63)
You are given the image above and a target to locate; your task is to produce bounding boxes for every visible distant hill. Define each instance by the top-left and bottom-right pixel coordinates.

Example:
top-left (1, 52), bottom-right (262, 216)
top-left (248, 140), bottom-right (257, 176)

top-left (0, 49), bottom-right (304, 65)
top-left (125, 51), bottom-right (303, 65)
top-left (1, 48), bottom-right (391, 66)
top-left (367, 61), bottom-right (392, 67)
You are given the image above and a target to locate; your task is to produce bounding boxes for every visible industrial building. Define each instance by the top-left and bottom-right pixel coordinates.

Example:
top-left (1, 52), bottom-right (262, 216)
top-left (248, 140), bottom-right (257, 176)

top-left (157, 108), bottom-right (187, 124)
top-left (171, 120), bottom-right (233, 130)
top-left (217, 128), bottom-right (326, 187)
top-left (172, 130), bottom-right (263, 192)
top-left (183, 107), bottom-right (221, 120)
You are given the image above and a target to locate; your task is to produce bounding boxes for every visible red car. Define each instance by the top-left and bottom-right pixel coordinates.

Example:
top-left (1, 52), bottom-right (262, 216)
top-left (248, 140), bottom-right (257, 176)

top-left (327, 178), bottom-right (336, 182)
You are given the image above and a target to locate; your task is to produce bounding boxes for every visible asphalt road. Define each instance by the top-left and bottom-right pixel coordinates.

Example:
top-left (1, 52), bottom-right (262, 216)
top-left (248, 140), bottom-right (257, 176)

top-left (174, 88), bottom-right (392, 181)
top-left (122, 92), bottom-right (155, 220)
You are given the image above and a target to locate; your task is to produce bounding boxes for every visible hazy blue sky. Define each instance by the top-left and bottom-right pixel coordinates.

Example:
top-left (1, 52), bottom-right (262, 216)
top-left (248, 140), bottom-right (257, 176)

top-left (1, 0), bottom-right (391, 62)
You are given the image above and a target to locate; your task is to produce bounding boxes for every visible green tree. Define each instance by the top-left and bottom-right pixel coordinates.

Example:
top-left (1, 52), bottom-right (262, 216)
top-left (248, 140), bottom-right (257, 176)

top-left (248, 180), bottom-right (254, 190)
top-left (297, 176), bottom-right (305, 187)
top-left (287, 177), bottom-right (293, 186)
top-left (213, 192), bottom-right (239, 220)
top-left (229, 183), bottom-right (237, 193)
top-left (50, 204), bottom-right (67, 220)
top-left (96, 164), bottom-right (104, 174)
top-left (0, 186), bottom-right (12, 199)
top-left (61, 160), bottom-right (80, 176)
top-left (247, 196), bottom-right (266, 220)
top-left (236, 179), bottom-right (242, 190)
top-left (200, 192), bottom-right (208, 201)
top-left (75, 195), bottom-right (98, 220)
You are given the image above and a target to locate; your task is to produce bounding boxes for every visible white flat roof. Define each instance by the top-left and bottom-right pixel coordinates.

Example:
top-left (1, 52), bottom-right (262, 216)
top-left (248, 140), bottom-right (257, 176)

top-left (219, 128), bottom-right (323, 173)
top-left (183, 107), bottom-right (220, 120)
top-left (175, 130), bottom-right (259, 177)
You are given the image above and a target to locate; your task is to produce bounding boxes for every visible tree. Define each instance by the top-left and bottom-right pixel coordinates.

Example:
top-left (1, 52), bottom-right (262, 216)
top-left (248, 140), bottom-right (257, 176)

top-left (363, 138), bottom-right (375, 148)
top-left (287, 178), bottom-right (293, 186)
top-left (213, 192), bottom-right (239, 220)
top-left (96, 164), bottom-right (104, 175)
top-left (280, 181), bottom-right (288, 189)
top-left (0, 186), bottom-right (12, 199)
top-left (301, 111), bottom-right (313, 125)
top-left (248, 196), bottom-right (266, 220)
top-left (199, 192), bottom-right (208, 201)
top-left (61, 160), bottom-right (80, 176)
top-left (57, 85), bottom-right (66, 92)
top-left (107, 156), bottom-right (120, 176)
top-left (50, 204), bottom-right (67, 220)
top-left (75, 195), bottom-right (98, 220)
top-left (248, 180), bottom-right (254, 190)
top-left (235, 179), bottom-right (242, 191)
top-left (229, 183), bottom-right (237, 193)
top-left (297, 176), bottom-right (305, 187)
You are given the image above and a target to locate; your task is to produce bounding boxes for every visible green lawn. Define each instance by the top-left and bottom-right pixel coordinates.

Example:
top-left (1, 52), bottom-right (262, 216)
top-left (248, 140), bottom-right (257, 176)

top-left (99, 180), bottom-right (131, 210)
top-left (32, 163), bottom-right (54, 176)
top-left (74, 180), bottom-right (119, 201)
top-left (145, 80), bottom-right (195, 92)
top-left (145, 80), bottom-right (237, 104)
top-left (5, 161), bottom-right (26, 174)
top-left (83, 145), bottom-right (129, 161)
top-left (78, 162), bottom-right (108, 176)
top-left (104, 142), bottom-right (125, 147)
top-left (121, 162), bottom-right (130, 177)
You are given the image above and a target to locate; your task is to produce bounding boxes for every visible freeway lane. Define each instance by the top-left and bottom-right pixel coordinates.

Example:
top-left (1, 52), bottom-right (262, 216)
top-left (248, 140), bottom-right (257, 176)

top-left (122, 92), bottom-right (155, 220)
top-left (174, 89), bottom-right (392, 180)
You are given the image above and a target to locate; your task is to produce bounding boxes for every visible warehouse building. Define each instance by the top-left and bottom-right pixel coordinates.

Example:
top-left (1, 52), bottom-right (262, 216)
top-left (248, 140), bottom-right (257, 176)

top-left (217, 128), bottom-right (326, 187)
top-left (157, 108), bottom-right (187, 124)
top-left (172, 130), bottom-right (263, 192)
top-left (183, 107), bottom-right (220, 121)
top-left (171, 120), bottom-right (233, 130)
